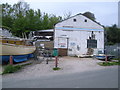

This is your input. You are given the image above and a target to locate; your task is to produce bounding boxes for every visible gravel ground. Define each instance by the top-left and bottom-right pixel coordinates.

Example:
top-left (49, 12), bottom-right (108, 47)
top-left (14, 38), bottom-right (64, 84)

top-left (2, 56), bottom-right (118, 80)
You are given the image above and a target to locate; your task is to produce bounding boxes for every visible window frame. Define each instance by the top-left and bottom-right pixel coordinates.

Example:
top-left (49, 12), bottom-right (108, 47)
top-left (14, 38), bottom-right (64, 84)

top-left (87, 39), bottom-right (97, 48)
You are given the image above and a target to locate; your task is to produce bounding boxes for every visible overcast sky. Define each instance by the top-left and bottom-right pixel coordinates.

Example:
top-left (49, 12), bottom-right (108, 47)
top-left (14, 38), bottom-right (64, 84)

top-left (1, 0), bottom-right (119, 26)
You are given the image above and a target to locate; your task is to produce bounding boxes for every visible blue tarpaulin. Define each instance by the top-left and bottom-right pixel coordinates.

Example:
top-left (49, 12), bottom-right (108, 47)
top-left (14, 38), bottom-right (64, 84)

top-left (0, 54), bottom-right (34, 63)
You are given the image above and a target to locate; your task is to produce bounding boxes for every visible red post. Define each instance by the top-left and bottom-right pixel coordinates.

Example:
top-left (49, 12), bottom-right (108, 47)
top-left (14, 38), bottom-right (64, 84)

top-left (46, 59), bottom-right (48, 64)
top-left (55, 56), bottom-right (58, 68)
top-left (9, 55), bottom-right (13, 65)
top-left (105, 55), bottom-right (107, 63)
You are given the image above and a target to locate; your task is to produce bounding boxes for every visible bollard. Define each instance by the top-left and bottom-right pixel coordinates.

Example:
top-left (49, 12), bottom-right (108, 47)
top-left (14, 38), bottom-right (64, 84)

top-left (46, 59), bottom-right (48, 64)
top-left (105, 55), bottom-right (107, 63)
top-left (53, 48), bottom-right (58, 68)
top-left (55, 56), bottom-right (58, 68)
top-left (9, 55), bottom-right (13, 65)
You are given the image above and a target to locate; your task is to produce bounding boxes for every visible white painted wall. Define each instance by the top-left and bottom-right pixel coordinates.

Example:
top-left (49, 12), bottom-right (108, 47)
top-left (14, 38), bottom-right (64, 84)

top-left (55, 14), bottom-right (103, 30)
top-left (54, 14), bottom-right (104, 56)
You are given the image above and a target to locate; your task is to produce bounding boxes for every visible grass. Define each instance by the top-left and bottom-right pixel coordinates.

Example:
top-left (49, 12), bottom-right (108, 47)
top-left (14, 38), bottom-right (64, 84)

top-left (113, 58), bottom-right (120, 61)
top-left (2, 63), bottom-right (32, 75)
top-left (2, 65), bottom-right (22, 74)
top-left (98, 61), bottom-right (120, 66)
top-left (53, 67), bottom-right (61, 70)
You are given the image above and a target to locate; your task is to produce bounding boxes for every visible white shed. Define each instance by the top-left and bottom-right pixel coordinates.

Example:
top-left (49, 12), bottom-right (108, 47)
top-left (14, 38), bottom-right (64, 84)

top-left (54, 13), bottom-right (104, 56)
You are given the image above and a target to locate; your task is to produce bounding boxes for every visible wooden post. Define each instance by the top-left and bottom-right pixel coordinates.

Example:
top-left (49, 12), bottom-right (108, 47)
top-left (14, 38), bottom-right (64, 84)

top-left (46, 58), bottom-right (48, 64)
top-left (55, 56), bottom-right (58, 68)
top-left (105, 55), bottom-right (107, 63)
top-left (9, 55), bottom-right (13, 65)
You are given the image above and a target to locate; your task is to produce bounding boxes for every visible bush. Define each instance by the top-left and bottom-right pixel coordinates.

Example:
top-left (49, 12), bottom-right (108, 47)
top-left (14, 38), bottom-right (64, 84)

top-left (98, 61), bottom-right (120, 66)
top-left (2, 63), bottom-right (32, 75)
top-left (2, 65), bottom-right (22, 74)
top-left (113, 58), bottom-right (120, 61)
top-left (53, 67), bottom-right (61, 70)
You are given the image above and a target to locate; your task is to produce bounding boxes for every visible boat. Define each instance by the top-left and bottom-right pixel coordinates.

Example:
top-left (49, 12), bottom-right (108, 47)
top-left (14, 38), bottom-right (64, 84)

top-left (95, 54), bottom-right (115, 61)
top-left (0, 27), bottom-right (36, 63)
top-left (93, 49), bottom-right (115, 61)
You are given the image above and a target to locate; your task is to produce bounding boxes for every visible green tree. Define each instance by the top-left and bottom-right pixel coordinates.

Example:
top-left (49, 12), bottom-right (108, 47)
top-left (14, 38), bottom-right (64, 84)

top-left (2, 2), bottom-right (62, 37)
top-left (12, 16), bottom-right (27, 37)
top-left (12, 2), bottom-right (29, 18)
top-left (0, 4), bottom-right (2, 27)
top-left (2, 3), bottom-right (14, 29)
top-left (11, 2), bottom-right (30, 37)
top-left (105, 24), bottom-right (120, 45)
top-left (41, 13), bottom-right (49, 29)
top-left (82, 11), bottom-right (96, 21)
top-left (48, 14), bottom-right (62, 29)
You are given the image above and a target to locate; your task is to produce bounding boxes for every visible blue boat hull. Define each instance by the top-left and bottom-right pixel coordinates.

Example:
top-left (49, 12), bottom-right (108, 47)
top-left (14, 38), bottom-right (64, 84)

top-left (95, 56), bottom-right (106, 60)
top-left (0, 54), bottom-right (34, 63)
top-left (95, 55), bottom-right (115, 60)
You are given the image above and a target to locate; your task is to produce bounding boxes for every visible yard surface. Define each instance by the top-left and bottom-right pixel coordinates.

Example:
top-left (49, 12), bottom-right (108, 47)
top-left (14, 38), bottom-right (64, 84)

top-left (1, 56), bottom-right (119, 88)
top-left (2, 57), bottom-right (109, 78)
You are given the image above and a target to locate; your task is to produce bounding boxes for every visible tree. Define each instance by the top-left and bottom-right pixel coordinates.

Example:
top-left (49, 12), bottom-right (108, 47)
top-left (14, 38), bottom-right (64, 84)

top-left (48, 14), bottom-right (62, 28)
top-left (63, 11), bottom-right (72, 20)
top-left (2, 3), bottom-right (14, 29)
top-left (11, 2), bottom-right (30, 37)
top-left (12, 16), bottom-right (27, 37)
top-left (105, 24), bottom-right (120, 45)
top-left (82, 12), bottom-right (96, 21)
top-left (0, 4), bottom-right (2, 26)
top-left (42, 13), bottom-right (49, 29)
top-left (12, 2), bottom-right (29, 18)
top-left (2, 2), bottom-right (62, 37)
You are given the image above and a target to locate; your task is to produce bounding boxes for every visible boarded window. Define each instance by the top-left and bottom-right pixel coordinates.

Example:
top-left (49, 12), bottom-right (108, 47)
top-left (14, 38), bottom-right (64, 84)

top-left (87, 39), bottom-right (97, 48)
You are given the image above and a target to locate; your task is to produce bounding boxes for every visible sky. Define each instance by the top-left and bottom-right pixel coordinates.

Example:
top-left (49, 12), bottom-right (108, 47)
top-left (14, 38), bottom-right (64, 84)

top-left (0, 0), bottom-right (119, 26)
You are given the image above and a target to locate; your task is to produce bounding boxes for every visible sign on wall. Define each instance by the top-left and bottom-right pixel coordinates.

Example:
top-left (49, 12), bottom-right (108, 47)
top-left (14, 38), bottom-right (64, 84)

top-left (70, 42), bottom-right (76, 47)
top-left (58, 37), bottom-right (68, 48)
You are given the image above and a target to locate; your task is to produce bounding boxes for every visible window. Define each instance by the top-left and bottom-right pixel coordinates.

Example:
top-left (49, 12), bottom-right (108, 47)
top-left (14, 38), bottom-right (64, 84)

top-left (89, 36), bottom-right (91, 39)
top-left (73, 19), bottom-right (76, 22)
top-left (87, 39), bottom-right (97, 48)
top-left (85, 19), bottom-right (87, 22)
top-left (91, 31), bottom-right (95, 39)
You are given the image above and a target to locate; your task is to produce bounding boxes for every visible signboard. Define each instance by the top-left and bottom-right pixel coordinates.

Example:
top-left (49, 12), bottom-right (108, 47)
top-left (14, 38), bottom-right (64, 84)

top-left (58, 38), bottom-right (68, 48)
top-left (53, 49), bottom-right (58, 56)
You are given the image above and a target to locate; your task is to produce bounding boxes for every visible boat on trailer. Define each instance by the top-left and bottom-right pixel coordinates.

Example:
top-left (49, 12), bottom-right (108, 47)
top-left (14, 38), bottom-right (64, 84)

top-left (0, 27), bottom-right (36, 63)
top-left (95, 54), bottom-right (115, 61)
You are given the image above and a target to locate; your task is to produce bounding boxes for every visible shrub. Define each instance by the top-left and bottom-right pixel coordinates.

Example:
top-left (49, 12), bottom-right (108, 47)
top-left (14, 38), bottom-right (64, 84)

top-left (2, 65), bottom-right (22, 74)
top-left (113, 58), bottom-right (120, 61)
top-left (98, 61), bottom-right (120, 66)
top-left (53, 67), bottom-right (61, 70)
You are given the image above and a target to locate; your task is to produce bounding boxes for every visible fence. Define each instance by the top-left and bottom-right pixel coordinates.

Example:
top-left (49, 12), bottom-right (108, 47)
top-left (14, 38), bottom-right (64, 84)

top-left (105, 43), bottom-right (120, 58)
